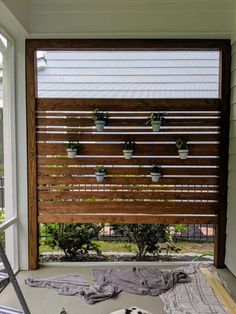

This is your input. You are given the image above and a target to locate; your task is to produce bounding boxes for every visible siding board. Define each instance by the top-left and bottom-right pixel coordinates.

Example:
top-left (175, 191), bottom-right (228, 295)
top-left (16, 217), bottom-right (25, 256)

top-left (37, 51), bottom-right (220, 99)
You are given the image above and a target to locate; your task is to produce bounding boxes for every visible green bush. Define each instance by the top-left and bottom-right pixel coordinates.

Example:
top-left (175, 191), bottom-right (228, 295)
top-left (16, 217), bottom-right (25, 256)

top-left (40, 223), bottom-right (103, 259)
top-left (0, 211), bottom-right (5, 245)
top-left (110, 224), bottom-right (169, 260)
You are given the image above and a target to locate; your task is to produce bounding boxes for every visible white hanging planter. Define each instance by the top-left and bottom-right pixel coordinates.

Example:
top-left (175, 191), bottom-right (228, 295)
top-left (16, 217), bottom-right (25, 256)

top-left (66, 148), bottom-right (77, 158)
top-left (178, 149), bottom-right (189, 160)
top-left (151, 120), bottom-right (161, 132)
top-left (123, 149), bottom-right (133, 159)
top-left (95, 120), bottom-right (105, 131)
top-left (150, 172), bottom-right (161, 182)
top-left (95, 172), bottom-right (105, 182)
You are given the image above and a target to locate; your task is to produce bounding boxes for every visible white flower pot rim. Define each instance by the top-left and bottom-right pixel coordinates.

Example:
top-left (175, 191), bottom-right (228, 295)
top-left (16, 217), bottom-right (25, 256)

top-left (150, 172), bottom-right (161, 176)
top-left (178, 149), bottom-right (189, 152)
top-left (95, 172), bottom-right (105, 175)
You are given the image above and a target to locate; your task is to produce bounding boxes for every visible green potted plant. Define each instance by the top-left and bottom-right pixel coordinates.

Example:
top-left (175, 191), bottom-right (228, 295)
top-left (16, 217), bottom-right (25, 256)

top-left (66, 139), bottom-right (79, 158)
top-left (92, 108), bottom-right (109, 131)
top-left (95, 165), bottom-right (106, 182)
top-left (123, 140), bottom-right (135, 159)
top-left (150, 165), bottom-right (162, 182)
top-left (146, 112), bottom-right (165, 132)
top-left (176, 138), bottom-right (189, 159)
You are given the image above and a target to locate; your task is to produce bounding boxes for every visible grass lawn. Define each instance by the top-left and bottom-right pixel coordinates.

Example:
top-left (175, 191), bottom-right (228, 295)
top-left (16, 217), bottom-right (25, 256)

top-left (96, 241), bottom-right (214, 255)
top-left (39, 240), bottom-right (214, 255)
top-left (176, 241), bottom-right (214, 254)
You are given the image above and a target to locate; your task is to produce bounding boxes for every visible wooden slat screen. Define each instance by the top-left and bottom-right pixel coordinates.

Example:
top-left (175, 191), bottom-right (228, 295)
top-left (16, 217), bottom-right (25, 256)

top-left (36, 98), bottom-right (220, 224)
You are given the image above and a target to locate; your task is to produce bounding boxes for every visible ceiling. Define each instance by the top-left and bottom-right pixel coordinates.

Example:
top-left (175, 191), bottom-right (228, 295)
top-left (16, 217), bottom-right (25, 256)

top-left (28, 0), bottom-right (236, 11)
top-left (1, 0), bottom-right (236, 38)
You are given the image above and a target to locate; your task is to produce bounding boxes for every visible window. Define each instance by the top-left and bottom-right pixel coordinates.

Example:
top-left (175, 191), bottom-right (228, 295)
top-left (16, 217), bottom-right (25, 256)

top-left (0, 29), bottom-right (17, 270)
top-left (37, 50), bottom-right (220, 99)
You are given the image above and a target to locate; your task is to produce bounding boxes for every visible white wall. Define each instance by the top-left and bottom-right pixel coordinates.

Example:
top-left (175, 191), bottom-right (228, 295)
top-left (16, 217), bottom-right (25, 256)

top-left (225, 41), bottom-right (236, 276)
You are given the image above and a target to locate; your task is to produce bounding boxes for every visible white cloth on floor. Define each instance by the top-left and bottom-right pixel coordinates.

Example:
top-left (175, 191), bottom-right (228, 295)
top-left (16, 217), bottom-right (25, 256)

top-left (160, 264), bottom-right (228, 314)
top-left (110, 306), bottom-right (152, 314)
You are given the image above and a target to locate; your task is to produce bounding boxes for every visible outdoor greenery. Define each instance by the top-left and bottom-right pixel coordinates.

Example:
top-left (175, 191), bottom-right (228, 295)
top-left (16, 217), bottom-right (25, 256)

top-left (175, 138), bottom-right (188, 150)
top-left (39, 223), bottom-right (214, 262)
top-left (92, 109), bottom-right (109, 122)
top-left (40, 223), bottom-right (172, 260)
top-left (66, 139), bottom-right (79, 150)
top-left (40, 223), bottom-right (102, 259)
top-left (0, 211), bottom-right (5, 245)
top-left (146, 111), bottom-right (166, 125)
top-left (39, 239), bottom-right (214, 256)
top-left (150, 165), bottom-right (162, 174)
top-left (95, 165), bottom-right (106, 173)
top-left (110, 224), bottom-right (169, 260)
top-left (123, 140), bottom-right (135, 150)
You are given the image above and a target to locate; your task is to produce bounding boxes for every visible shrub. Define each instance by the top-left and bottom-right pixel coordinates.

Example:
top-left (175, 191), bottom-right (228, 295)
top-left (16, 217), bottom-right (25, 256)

top-left (41, 223), bottom-right (103, 259)
top-left (110, 224), bottom-right (169, 260)
top-left (0, 211), bottom-right (5, 246)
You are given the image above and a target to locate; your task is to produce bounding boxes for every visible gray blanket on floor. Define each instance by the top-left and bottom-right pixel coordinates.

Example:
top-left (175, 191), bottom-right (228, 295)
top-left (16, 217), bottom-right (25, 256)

top-left (25, 267), bottom-right (190, 304)
top-left (25, 272), bottom-right (118, 304)
top-left (92, 267), bottom-right (190, 296)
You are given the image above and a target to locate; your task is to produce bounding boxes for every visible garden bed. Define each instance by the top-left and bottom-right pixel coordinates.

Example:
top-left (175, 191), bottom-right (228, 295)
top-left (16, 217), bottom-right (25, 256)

top-left (39, 251), bottom-right (213, 263)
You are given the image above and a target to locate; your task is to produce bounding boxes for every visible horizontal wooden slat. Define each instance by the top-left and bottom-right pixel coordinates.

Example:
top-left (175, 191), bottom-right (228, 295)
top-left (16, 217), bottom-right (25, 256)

top-left (37, 157), bottom-right (220, 166)
top-left (36, 132), bottom-right (219, 142)
top-left (37, 184), bottom-right (219, 192)
top-left (36, 127), bottom-right (220, 133)
top-left (37, 111), bottom-right (220, 118)
top-left (37, 117), bottom-right (219, 127)
top-left (37, 176), bottom-right (218, 185)
top-left (38, 201), bottom-right (217, 215)
top-left (38, 190), bottom-right (218, 201)
top-left (38, 166), bottom-right (218, 176)
top-left (38, 213), bottom-right (218, 224)
top-left (36, 98), bottom-right (221, 111)
top-left (37, 143), bottom-right (219, 156)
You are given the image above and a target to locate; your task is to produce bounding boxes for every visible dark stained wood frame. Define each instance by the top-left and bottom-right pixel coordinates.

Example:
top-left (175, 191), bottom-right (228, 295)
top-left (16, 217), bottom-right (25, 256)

top-left (26, 39), bottom-right (231, 270)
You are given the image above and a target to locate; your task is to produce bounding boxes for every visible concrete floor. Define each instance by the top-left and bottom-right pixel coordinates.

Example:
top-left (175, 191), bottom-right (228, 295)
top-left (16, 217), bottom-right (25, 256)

top-left (0, 264), bottom-right (235, 314)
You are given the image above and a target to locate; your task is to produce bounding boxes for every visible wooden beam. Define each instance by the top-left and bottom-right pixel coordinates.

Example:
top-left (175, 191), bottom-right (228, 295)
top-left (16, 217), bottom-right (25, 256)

top-left (26, 43), bottom-right (39, 270)
top-left (214, 42), bottom-right (231, 268)
top-left (38, 213), bottom-right (218, 225)
top-left (36, 98), bottom-right (220, 111)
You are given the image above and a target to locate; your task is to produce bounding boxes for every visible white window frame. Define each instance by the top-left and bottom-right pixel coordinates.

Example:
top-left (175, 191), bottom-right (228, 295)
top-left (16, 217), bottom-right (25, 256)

top-left (0, 27), bottom-right (18, 271)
